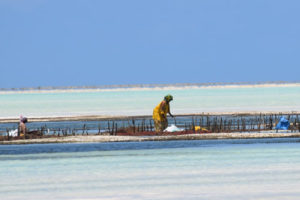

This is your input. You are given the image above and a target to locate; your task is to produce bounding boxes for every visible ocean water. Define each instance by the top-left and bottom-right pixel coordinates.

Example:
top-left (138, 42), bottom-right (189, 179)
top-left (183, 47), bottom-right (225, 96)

top-left (1, 138), bottom-right (300, 200)
top-left (1, 85), bottom-right (300, 119)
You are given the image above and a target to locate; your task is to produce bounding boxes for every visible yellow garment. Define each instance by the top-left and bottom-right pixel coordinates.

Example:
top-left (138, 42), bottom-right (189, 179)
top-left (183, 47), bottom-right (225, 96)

top-left (154, 119), bottom-right (168, 132)
top-left (153, 101), bottom-right (169, 122)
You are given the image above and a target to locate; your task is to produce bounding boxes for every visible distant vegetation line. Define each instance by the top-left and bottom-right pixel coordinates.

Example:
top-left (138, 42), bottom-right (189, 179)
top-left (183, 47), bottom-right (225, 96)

top-left (1, 81), bottom-right (300, 91)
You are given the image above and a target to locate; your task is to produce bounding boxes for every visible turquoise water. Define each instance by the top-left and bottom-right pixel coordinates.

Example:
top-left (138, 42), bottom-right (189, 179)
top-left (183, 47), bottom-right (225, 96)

top-left (1, 139), bottom-right (300, 200)
top-left (1, 85), bottom-right (300, 118)
top-left (2, 85), bottom-right (300, 200)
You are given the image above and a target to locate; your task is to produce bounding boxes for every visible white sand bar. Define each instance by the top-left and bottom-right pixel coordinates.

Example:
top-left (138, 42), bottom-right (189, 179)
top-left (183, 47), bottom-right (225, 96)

top-left (1, 131), bottom-right (300, 145)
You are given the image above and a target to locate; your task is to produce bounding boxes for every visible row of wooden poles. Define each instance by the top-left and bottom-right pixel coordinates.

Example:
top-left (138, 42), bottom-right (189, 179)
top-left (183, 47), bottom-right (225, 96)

top-left (9, 114), bottom-right (299, 137)
top-left (28, 119), bottom-right (155, 136)
top-left (195, 114), bottom-right (300, 133)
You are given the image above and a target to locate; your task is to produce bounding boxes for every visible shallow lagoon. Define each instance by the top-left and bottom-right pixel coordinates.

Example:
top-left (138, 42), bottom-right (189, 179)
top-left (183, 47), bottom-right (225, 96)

top-left (1, 85), bottom-right (300, 118)
top-left (1, 138), bottom-right (300, 200)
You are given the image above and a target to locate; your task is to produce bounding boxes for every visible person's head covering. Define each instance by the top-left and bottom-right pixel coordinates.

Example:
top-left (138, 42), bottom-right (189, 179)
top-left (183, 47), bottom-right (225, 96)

top-left (20, 117), bottom-right (28, 123)
top-left (164, 94), bottom-right (173, 102)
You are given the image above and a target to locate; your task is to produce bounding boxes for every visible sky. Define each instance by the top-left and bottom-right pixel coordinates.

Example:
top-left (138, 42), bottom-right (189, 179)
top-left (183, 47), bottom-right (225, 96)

top-left (0, 0), bottom-right (300, 88)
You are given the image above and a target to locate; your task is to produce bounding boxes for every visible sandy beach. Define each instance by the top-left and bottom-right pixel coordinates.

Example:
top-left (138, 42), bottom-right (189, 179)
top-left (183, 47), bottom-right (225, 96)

top-left (1, 131), bottom-right (300, 145)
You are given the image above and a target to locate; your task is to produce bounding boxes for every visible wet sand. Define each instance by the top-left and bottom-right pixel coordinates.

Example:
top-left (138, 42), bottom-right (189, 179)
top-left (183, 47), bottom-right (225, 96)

top-left (1, 131), bottom-right (300, 145)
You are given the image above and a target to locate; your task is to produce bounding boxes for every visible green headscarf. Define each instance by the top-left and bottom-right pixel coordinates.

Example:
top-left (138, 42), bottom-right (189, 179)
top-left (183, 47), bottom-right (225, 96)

top-left (164, 94), bottom-right (173, 102)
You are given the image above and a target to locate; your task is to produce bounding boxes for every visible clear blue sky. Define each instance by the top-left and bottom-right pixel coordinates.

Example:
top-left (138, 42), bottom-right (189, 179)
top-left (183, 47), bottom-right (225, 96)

top-left (1, 0), bottom-right (299, 88)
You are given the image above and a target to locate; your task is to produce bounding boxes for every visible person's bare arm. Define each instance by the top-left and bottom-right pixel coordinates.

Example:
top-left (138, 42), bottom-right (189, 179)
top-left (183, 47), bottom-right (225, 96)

top-left (20, 123), bottom-right (26, 135)
top-left (161, 101), bottom-right (174, 118)
top-left (168, 108), bottom-right (174, 118)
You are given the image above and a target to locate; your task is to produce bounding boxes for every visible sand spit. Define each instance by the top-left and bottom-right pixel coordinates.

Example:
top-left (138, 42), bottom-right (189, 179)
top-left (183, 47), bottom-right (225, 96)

top-left (1, 131), bottom-right (300, 145)
top-left (1, 82), bottom-right (300, 94)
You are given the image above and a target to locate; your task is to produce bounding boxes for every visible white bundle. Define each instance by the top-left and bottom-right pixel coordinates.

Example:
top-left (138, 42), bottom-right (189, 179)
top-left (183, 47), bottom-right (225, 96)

top-left (164, 124), bottom-right (184, 132)
top-left (8, 129), bottom-right (18, 137)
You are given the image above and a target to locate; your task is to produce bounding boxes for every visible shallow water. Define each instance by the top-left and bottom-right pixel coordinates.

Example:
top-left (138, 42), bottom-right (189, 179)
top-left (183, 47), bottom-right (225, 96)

top-left (1, 138), bottom-right (300, 200)
top-left (1, 85), bottom-right (300, 118)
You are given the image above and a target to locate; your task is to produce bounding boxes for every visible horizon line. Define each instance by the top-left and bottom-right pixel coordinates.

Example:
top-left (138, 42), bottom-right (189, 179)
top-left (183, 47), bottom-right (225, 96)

top-left (1, 80), bottom-right (300, 91)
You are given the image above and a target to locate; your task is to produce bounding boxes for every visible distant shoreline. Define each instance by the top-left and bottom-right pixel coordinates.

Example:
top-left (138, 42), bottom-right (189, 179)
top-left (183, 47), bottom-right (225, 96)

top-left (1, 81), bottom-right (300, 94)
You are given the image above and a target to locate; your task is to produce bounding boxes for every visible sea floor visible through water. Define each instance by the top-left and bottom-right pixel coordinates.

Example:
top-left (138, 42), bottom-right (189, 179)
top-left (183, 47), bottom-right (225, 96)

top-left (1, 83), bottom-right (300, 119)
top-left (1, 83), bottom-right (300, 199)
top-left (1, 138), bottom-right (300, 200)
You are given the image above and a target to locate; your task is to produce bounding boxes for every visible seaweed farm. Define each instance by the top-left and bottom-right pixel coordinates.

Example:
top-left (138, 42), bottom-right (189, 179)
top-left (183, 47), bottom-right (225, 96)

top-left (1, 84), bottom-right (300, 141)
top-left (1, 113), bottom-right (300, 141)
